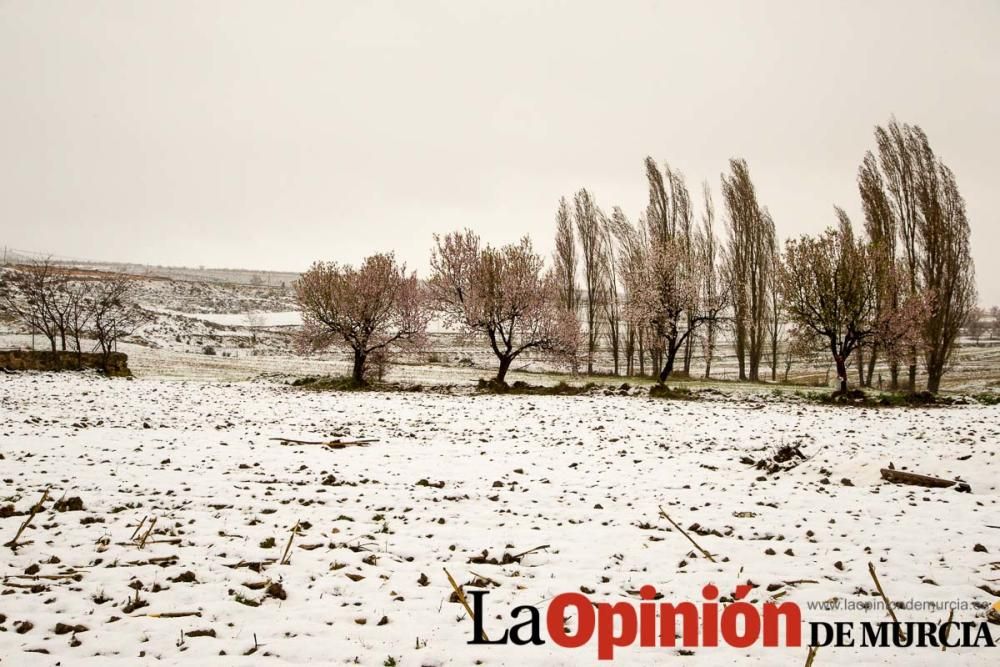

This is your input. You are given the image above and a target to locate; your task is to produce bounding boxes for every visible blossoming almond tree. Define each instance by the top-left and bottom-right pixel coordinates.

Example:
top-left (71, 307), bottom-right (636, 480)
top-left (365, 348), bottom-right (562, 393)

top-left (429, 230), bottom-right (578, 385)
top-left (628, 236), bottom-right (705, 384)
top-left (295, 253), bottom-right (428, 385)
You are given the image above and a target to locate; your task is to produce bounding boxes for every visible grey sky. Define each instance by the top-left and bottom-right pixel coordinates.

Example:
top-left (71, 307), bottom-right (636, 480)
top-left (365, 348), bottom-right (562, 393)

top-left (1, 1), bottom-right (997, 303)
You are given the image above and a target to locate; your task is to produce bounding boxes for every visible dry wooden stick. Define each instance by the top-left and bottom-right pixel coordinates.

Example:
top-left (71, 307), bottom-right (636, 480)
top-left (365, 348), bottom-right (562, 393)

top-left (280, 521), bottom-right (300, 565)
top-left (880, 468), bottom-right (957, 489)
top-left (3, 581), bottom-right (49, 589)
top-left (867, 562), bottom-right (906, 641)
top-left (137, 516), bottom-right (158, 549)
top-left (659, 506), bottom-right (717, 563)
top-left (4, 573), bottom-right (82, 581)
top-left (469, 571), bottom-right (501, 587)
top-left (270, 437), bottom-right (378, 447)
top-left (145, 611), bottom-right (202, 618)
top-left (509, 544), bottom-right (550, 561)
top-left (130, 515), bottom-right (148, 541)
top-left (804, 644), bottom-right (819, 667)
top-left (4, 487), bottom-right (50, 549)
top-left (444, 568), bottom-right (488, 642)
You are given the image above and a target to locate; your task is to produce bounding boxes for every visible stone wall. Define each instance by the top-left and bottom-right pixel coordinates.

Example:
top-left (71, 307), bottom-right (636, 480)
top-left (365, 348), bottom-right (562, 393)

top-left (0, 350), bottom-right (131, 376)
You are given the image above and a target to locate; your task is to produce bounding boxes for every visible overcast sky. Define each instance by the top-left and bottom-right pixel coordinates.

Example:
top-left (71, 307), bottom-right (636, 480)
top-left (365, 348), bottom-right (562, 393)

top-left (1, 1), bottom-right (997, 302)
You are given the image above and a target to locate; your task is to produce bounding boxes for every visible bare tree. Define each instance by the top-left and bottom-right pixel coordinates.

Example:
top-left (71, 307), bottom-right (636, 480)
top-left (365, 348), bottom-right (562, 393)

top-left (295, 253), bottom-right (428, 385)
top-left (863, 118), bottom-right (977, 392)
top-left (779, 211), bottom-right (878, 394)
top-left (429, 231), bottom-right (577, 384)
top-left (721, 159), bottom-right (776, 382)
top-left (0, 259), bottom-right (64, 351)
top-left (783, 325), bottom-right (822, 384)
top-left (553, 196), bottom-right (581, 372)
top-left (90, 274), bottom-right (152, 371)
top-left (964, 306), bottom-right (985, 345)
top-left (574, 189), bottom-right (604, 374)
top-left (858, 150), bottom-right (898, 387)
top-left (911, 134), bottom-right (977, 392)
top-left (609, 210), bottom-right (649, 376)
top-left (697, 183), bottom-right (727, 379)
top-left (872, 120), bottom-right (922, 390)
top-left (553, 196), bottom-right (578, 314)
top-left (601, 208), bottom-right (625, 375)
top-left (64, 279), bottom-right (95, 365)
top-left (990, 306), bottom-right (1000, 340)
top-left (766, 250), bottom-right (784, 382)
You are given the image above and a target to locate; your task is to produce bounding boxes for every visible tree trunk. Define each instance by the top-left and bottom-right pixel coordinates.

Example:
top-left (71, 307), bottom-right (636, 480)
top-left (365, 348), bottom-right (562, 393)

top-left (865, 349), bottom-right (877, 388)
top-left (834, 355), bottom-right (848, 394)
top-left (925, 349), bottom-right (945, 394)
top-left (856, 348), bottom-right (865, 387)
top-left (889, 360), bottom-right (899, 390)
top-left (638, 334), bottom-right (645, 376)
top-left (735, 325), bottom-right (747, 381)
top-left (496, 355), bottom-right (513, 384)
top-left (905, 346), bottom-right (917, 392)
top-left (610, 327), bottom-right (620, 375)
top-left (625, 328), bottom-right (634, 376)
top-left (926, 369), bottom-right (942, 394)
top-left (658, 350), bottom-right (677, 384)
top-left (770, 326), bottom-right (778, 381)
top-left (351, 349), bottom-right (367, 385)
top-left (682, 319), bottom-right (693, 376)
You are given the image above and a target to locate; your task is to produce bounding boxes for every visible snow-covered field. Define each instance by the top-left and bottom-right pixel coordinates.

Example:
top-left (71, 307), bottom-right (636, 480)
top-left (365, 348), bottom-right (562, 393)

top-left (1, 372), bottom-right (997, 665)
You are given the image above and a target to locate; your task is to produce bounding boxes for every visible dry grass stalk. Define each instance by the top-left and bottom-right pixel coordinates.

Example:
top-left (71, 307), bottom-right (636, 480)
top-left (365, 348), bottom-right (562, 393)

top-left (130, 515), bottom-right (148, 541)
top-left (137, 516), bottom-right (158, 549)
top-left (509, 544), bottom-right (550, 561)
top-left (280, 521), bottom-right (300, 565)
top-left (4, 486), bottom-right (50, 549)
top-left (941, 608), bottom-right (954, 651)
top-left (867, 562), bottom-right (906, 641)
top-left (658, 506), bottom-right (717, 563)
top-left (443, 567), bottom-right (488, 642)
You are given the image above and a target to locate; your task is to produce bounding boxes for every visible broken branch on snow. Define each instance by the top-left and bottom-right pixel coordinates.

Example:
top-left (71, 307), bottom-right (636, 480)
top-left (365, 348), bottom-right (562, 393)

top-left (270, 437), bottom-right (379, 449)
top-left (880, 467), bottom-right (969, 492)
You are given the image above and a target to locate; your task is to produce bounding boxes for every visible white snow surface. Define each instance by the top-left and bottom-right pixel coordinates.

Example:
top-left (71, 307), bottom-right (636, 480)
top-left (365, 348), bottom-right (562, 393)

top-left (0, 373), bottom-right (998, 665)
